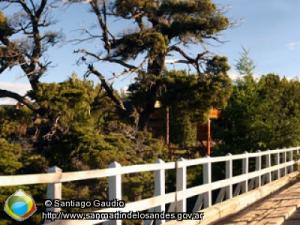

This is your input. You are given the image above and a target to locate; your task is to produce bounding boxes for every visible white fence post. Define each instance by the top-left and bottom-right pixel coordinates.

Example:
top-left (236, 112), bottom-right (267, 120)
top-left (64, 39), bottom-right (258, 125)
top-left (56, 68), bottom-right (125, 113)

top-left (289, 150), bottom-right (293, 173)
top-left (154, 159), bottom-right (165, 225)
top-left (109, 162), bottom-right (122, 225)
top-left (265, 151), bottom-right (271, 183)
top-left (297, 148), bottom-right (300, 171)
top-left (46, 166), bottom-right (62, 213)
top-left (283, 151), bottom-right (287, 176)
top-left (225, 153), bottom-right (233, 200)
top-left (176, 158), bottom-right (186, 212)
top-left (255, 150), bottom-right (261, 187)
top-left (286, 150), bottom-right (290, 173)
top-left (293, 150), bottom-right (296, 170)
top-left (242, 152), bottom-right (248, 193)
top-left (203, 156), bottom-right (212, 208)
top-left (276, 152), bottom-right (281, 179)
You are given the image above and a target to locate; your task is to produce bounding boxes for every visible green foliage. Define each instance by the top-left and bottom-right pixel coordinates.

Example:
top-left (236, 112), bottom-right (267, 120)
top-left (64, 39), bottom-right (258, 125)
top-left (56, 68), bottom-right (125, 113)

top-left (130, 68), bottom-right (232, 118)
top-left (215, 74), bottom-right (300, 154)
top-left (0, 11), bottom-right (18, 73)
top-left (19, 153), bottom-right (49, 174)
top-left (75, 0), bottom-right (232, 130)
top-left (129, 67), bottom-right (232, 148)
top-left (28, 75), bottom-right (167, 171)
top-left (31, 74), bottom-right (97, 126)
top-left (27, 76), bottom-right (168, 213)
top-left (170, 111), bottom-right (197, 147)
top-left (112, 31), bottom-right (168, 61)
top-left (41, 119), bottom-right (166, 171)
top-left (206, 56), bottom-right (231, 76)
top-left (0, 2), bottom-right (231, 224)
top-left (114, 0), bottom-right (229, 45)
top-left (0, 139), bottom-right (22, 175)
top-left (235, 48), bottom-right (255, 76)
top-left (0, 106), bottom-right (32, 142)
top-left (0, 138), bottom-right (46, 225)
top-left (0, 75), bottom-right (168, 225)
top-left (112, 0), bottom-right (229, 70)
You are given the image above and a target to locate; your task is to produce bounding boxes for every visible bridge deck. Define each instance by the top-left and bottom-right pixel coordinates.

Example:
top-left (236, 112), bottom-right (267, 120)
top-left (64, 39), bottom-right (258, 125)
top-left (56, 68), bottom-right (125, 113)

top-left (283, 208), bottom-right (300, 225)
top-left (216, 179), bottom-right (300, 225)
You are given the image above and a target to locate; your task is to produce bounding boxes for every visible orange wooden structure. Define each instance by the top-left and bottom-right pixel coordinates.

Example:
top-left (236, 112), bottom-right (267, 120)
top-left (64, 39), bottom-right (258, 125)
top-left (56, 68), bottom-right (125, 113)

top-left (197, 108), bottom-right (221, 156)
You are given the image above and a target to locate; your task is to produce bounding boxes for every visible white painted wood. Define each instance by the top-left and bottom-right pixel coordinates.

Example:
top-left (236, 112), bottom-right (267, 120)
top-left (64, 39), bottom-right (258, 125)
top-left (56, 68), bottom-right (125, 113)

top-left (265, 151), bottom-right (272, 183)
top-left (283, 151), bottom-right (287, 176)
top-left (203, 156), bottom-right (212, 208)
top-left (154, 159), bottom-right (165, 225)
top-left (256, 150), bottom-right (262, 187)
top-left (276, 152), bottom-right (281, 179)
top-left (225, 153), bottom-right (233, 199)
top-left (0, 162), bottom-right (175, 186)
top-left (109, 162), bottom-right (122, 225)
top-left (124, 192), bottom-right (176, 212)
top-left (286, 151), bottom-right (290, 173)
top-left (292, 150), bottom-right (295, 169)
top-left (46, 166), bottom-right (62, 213)
top-left (288, 151), bottom-right (294, 173)
top-left (178, 147), bottom-right (299, 168)
top-left (0, 147), bottom-right (299, 225)
top-left (176, 158), bottom-right (186, 212)
top-left (46, 172), bottom-right (300, 225)
top-left (1, 148), bottom-right (299, 187)
top-left (166, 172), bottom-right (300, 225)
top-left (242, 151), bottom-right (249, 193)
top-left (0, 152), bottom-right (296, 194)
top-left (0, 173), bottom-right (63, 187)
top-left (144, 159), bottom-right (166, 225)
top-left (47, 192), bottom-right (177, 225)
top-left (298, 148), bottom-right (300, 171)
top-left (183, 161), bottom-right (295, 199)
top-left (60, 162), bottom-right (176, 183)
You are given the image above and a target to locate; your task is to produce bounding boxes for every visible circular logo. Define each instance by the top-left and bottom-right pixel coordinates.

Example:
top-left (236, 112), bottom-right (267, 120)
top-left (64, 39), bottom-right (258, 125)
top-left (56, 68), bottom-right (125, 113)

top-left (4, 189), bottom-right (37, 221)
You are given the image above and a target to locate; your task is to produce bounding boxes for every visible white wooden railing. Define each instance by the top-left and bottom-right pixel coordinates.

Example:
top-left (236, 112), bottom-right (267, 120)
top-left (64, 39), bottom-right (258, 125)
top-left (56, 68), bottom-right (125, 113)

top-left (0, 147), bottom-right (300, 225)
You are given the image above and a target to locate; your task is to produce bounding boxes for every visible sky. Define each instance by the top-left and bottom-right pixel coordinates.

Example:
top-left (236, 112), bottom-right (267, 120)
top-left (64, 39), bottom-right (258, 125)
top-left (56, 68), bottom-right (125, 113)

top-left (1, 0), bottom-right (300, 104)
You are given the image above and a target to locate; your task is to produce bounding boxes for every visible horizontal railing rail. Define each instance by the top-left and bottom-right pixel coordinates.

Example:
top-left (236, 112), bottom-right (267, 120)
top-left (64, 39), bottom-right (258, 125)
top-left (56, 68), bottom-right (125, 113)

top-left (0, 147), bottom-right (299, 225)
top-left (0, 162), bottom-right (176, 186)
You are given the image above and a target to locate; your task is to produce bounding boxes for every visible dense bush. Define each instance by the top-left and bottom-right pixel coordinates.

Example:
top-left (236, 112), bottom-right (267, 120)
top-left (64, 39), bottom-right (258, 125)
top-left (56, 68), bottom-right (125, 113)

top-left (214, 74), bottom-right (300, 154)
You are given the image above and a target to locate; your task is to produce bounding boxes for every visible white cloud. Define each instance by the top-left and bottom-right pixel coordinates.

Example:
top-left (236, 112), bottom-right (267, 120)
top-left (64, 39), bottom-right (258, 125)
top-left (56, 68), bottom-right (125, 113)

top-left (228, 70), bottom-right (262, 81)
top-left (229, 70), bottom-right (240, 80)
top-left (0, 82), bottom-right (31, 105)
top-left (286, 41), bottom-right (299, 50)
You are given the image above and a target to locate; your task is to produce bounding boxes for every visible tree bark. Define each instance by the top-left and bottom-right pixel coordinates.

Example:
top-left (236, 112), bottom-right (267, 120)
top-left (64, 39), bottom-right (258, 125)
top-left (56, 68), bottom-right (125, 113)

top-left (0, 89), bottom-right (37, 111)
top-left (138, 54), bottom-right (166, 130)
top-left (88, 65), bottom-right (127, 113)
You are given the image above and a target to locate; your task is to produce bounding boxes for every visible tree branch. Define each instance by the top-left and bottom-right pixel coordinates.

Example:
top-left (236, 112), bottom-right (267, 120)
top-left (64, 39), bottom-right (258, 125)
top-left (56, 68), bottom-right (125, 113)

top-left (36, 0), bottom-right (47, 18)
top-left (88, 65), bottom-right (127, 112)
top-left (169, 45), bottom-right (208, 74)
top-left (17, 0), bottom-right (34, 18)
top-left (0, 89), bottom-right (37, 111)
top-left (90, 0), bottom-right (114, 53)
top-left (1, 0), bottom-right (53, 90)
top-left (169, 46), bottom-right (195, 63)
top-left (76, 49), bottom-right (138, 70)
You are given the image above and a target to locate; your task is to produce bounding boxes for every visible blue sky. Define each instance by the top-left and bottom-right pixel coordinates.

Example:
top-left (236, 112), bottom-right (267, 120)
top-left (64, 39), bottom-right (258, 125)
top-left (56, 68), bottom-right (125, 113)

top-left (1, 0), bottom-right (300, 103)
top-left (213, 0), bottom-right (300, 79)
